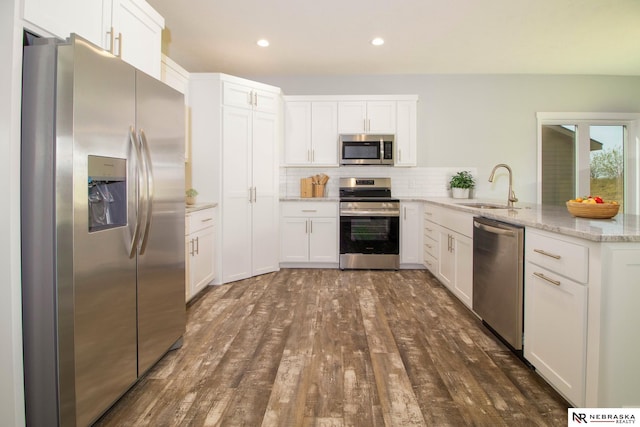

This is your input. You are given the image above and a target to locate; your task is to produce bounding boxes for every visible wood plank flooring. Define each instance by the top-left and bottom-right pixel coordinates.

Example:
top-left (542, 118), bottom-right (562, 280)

top-left (95, 269), bottom-right (568, 426)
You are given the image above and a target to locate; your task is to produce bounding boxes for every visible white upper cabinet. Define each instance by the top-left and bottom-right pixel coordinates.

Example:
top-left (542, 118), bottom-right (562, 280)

top-left (338, 100), bottom-right (396, 134)
top-left (22, 0), bottom-right (104, 47)
top-left (223, 81), bottom-right (279, 114)
top-left (22, 0), bottom-right (164, 80)
top-left (161, 54), bottom-right (189, 94)
top-left (284, 95), bottom-right (418, 167)
top-left (108, 0), bottom-right (164, 79)
top-left (395, 100), bottom-right (418, 166)
top-left (284, 99), bottom-right (338, 166)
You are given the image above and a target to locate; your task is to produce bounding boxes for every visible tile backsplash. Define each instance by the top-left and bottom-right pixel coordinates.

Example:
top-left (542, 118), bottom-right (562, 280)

top-left (280, 166), bottom-right (478, 199)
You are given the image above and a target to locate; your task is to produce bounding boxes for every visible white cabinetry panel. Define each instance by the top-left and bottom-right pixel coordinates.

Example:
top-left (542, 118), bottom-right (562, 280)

top-left (524, 263), bottom-right (587, 406)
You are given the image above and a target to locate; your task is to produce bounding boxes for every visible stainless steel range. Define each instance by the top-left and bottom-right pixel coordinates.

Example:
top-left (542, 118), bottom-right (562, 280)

top-left (339, 178), bottom-right (400, 270)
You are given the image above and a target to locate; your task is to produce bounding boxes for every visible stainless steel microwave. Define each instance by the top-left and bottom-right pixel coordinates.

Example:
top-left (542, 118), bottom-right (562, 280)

top-left (339, 134), bottom-right (395, 165)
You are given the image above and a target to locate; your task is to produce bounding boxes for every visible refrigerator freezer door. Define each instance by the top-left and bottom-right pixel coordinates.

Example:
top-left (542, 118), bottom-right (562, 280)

top-left (135, 72), bottom-right (186, 374)
top-left (68, 37), bottom-right (139, 427)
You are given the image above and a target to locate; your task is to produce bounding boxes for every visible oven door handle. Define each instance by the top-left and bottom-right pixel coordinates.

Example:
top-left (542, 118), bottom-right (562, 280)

top-left (340, 210), bottom-right (400, 217)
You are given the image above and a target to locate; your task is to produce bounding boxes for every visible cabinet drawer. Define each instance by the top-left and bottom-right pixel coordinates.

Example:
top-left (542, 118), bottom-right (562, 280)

top-left (424, 251), bottom-right (437, 274)
top-left (423, 204), bottom-right (443, 224)
top-left (526, 230), bottom-right (588, 283)
top-left (281, 202), bottom-right (337, 217)
top-left (424, 220), bottom-right (438, 242)
top-left (423, 235), bottom-right (438, 259)
top-left (188, 208), bottom-right (215, 234)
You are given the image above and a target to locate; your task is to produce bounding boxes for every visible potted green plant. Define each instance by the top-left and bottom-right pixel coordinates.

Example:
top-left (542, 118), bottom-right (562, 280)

top-left (185, 188), bottom-right (198, 205)
top-left (449, 171), bottom-right (475, 199)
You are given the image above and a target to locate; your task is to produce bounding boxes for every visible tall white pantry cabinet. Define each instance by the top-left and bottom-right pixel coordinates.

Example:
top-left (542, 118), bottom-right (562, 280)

top-left (188, 74), bottom-right (280, 284)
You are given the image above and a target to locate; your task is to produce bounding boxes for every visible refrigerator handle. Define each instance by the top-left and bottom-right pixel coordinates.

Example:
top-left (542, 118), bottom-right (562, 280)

top-left (129, 127), bottom-right (144, 259)
top-left (138, 129), bottom-right (154, 256)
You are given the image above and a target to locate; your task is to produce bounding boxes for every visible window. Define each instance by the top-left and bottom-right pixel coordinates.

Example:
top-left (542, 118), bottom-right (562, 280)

top-left (537, 113), bottom-right (640, 215)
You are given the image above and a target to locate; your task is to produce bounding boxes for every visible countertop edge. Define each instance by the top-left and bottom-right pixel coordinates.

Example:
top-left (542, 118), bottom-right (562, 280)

top-left (186, 202), bottom-right (218, 214)
top-left (419, 198), bottom-right (640, 243)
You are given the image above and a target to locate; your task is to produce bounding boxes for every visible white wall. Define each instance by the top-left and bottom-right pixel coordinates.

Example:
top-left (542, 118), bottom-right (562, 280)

top-left (250, 74), bottom-right (640, 202)
top-left (0, 0), bottom-right (26, 424)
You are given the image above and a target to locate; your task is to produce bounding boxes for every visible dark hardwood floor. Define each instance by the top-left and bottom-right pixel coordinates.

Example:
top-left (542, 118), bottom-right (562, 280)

top-left (95, 269), bottom-right (568, 426)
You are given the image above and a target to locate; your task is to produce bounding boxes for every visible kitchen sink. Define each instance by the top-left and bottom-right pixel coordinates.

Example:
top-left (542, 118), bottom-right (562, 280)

top-left (458, 202), bottom-right (516, 209)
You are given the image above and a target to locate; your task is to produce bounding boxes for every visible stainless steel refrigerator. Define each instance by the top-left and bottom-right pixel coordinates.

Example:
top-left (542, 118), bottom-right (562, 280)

top-left (21, 35), bottom-right (186, 427)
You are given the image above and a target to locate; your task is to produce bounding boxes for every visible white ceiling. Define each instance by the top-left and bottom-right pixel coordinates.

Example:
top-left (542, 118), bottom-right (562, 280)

top-left (147, 0), bottom-right (640, 76)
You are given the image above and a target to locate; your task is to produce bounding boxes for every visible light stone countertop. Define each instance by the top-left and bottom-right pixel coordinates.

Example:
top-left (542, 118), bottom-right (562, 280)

top-left (186, 202), bottom-right (218, 214)
top-left (420, 198), bottom-right (640, 242)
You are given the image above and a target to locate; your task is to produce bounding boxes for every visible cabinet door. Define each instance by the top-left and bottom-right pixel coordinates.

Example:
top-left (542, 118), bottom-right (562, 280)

top-left (223, 81), bottom-right (254, 109)
top-left (438, 229), bottom-right (454, 290)
top-left (338, 101), bottom-right (367, 133)
top-left (284, 102), bottom-right (312, 165)
top-left (254, 89), bottom-right (279, 114)
top-left (111, 0), bottom-right (164, 79)
top-left (401, 202), bottom-right (422, 264)
top-left (395, 100), bottom-right (417, 166)
top-left (221, 106), bottom-right (253, 283)
top-left (191, 226), bottom-right (215, 297)
top-left (310, 102), bottom-right (338, 166)
top-left (524, 264), bottom-right (587, 406)
top-left (367, 101), bottom-right (396, 134)
top-left (280, 218), bottom-right (310, 262)
top-left (23, 0), bottom-right (104, 47)
top-left (309, 217), bottom-right (338, 263)
top-left (452, 234), bottom-right (473, 308)
top-left (252, 111), bottom-right (279, 276)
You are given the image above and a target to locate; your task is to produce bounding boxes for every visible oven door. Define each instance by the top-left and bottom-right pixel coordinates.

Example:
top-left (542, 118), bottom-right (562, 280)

top-left (340, 215), bottom-right (399, 255)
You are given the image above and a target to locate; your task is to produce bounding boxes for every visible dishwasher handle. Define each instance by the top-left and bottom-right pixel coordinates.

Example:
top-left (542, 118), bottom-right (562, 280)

top-left (473, 220), bottom-right (516, 237)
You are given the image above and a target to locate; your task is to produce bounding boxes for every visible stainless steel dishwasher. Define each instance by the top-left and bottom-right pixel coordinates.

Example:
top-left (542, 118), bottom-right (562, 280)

top-left (472, 217), bottom-right (524, 351)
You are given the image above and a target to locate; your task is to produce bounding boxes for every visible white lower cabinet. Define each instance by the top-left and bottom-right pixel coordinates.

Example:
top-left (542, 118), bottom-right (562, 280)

top-left (424, 203), bottom-right (473, 309)
top-left (185, 208), bottom-right (215, 302)
top-left (437, 228), bottom-right (473, 308)
top-left (400, 202), bottom-right (423, 265)
top-left (524, 263), bottom-right (587, 406)
top-left (280, 202), bottom-right (338, 265)
top-left (524, 228), bottom-right (588, 406)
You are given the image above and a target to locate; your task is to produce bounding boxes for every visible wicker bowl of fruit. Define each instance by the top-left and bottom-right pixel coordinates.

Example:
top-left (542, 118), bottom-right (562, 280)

top-left (566, 197), bottom-right (620, 219)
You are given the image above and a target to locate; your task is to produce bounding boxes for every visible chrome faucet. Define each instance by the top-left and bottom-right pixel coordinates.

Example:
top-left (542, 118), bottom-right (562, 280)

top-left (488, 163), bottom-right (518, 208)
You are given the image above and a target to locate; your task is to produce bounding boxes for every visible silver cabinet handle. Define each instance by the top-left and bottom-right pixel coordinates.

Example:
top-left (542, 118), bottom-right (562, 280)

top-left (533, 272), bottom-right (561, 286)
top-left (310, 219), bottom-right (313, 234)
top-left (201, 218), bottom-right (213, 223)
top-left (195, 236), bottom-right (199, 255)
top-left (107, 27), bottom-right (115, 54)
top-left (533, 249), bottom-right (561, 259)
top-left (403, 207), bottom-right (407, 220)
top-left (189, 238), bottom-right (195, 256)
top-left (302, 209), bottom-right (317, 213)
top-left (305, 219), bottom-right (308, 234)
top-left (398, 148), bottom-right (402, 162)
top-left (115, 32), bottom-right (122, 57)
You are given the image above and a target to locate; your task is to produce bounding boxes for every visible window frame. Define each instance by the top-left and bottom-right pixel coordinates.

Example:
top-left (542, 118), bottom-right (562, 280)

top-left (537, 112), bottom-right (640, 215)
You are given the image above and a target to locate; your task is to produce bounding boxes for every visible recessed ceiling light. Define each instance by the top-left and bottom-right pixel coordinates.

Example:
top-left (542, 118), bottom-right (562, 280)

top-left (371, 37), bottom-right (385, 46)
top-left (257, 39), bottom-right (270, 47)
